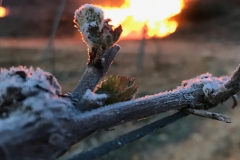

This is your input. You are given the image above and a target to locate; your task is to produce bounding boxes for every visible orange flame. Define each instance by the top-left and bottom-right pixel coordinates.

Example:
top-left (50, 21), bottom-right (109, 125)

top-left (0, 6), bottom-right (8, 18)
top-left (100, 0), bottom-right (184, 39)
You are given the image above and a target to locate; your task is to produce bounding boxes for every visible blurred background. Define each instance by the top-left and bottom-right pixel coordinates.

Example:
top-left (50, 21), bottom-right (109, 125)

top-left (1, 0), bottom-right (240, 159)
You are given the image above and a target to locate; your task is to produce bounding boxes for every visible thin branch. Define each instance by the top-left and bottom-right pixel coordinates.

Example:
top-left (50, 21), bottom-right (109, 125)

top-left (184, 108), bottom-right (232, 123)
top-left (68, 111), bottom-right (188, 160)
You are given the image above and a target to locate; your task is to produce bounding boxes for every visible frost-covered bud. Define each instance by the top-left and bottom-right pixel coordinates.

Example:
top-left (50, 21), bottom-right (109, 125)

top-left (75, 4), bottom-right (104, 27)
top-left (74, 4), bottom-right (104, 31)
top-left (74, 4), bottom-right (104, 49)
top-left (74, 4), bottom-right (122, 65)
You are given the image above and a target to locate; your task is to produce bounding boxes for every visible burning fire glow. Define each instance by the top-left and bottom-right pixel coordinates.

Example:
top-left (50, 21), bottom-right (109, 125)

top-left (0, 6), bottom-right (8, 18)
top-left (100, 0), bottom-right (184, 39)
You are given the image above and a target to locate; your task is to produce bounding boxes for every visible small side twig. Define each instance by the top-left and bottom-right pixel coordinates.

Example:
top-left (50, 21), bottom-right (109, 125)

top-left (68, 111), bottom-right (188, 160)
top-left (184, 108), bottom-right (232, 123)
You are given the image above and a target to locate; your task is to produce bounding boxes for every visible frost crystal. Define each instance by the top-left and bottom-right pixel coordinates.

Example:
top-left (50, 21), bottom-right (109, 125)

top-left (74, 4), bottom-right (104, 31)
top-left (83, 89), bottom-right (107, 102)
top-left (82, 89), bottom-right (107, 109)
top-left (0, 66), bottom-right (61, 95)
top-left (0, 66), bottom-right (74, 131)
top-left (180, 73), bottom-right (229, 97)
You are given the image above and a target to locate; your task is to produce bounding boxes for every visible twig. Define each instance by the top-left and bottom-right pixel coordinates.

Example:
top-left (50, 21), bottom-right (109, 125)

top-left (184, 108), bottom-right (231, 123)
top-left (68, 111), bottom-right (188, 160)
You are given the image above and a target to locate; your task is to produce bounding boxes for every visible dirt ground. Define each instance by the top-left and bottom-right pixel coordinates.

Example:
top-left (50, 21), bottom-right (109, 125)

top-left (0, 36), bottom-right (240, 160)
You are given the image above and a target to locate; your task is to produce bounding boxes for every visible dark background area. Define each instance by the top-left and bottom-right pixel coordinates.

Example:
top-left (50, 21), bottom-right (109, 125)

top-left (0, 0), bottom-right (124, 37)
top-left (169, 0), bottom-right (240, 42)
top-left (1, 0), bottom-right (240, 39)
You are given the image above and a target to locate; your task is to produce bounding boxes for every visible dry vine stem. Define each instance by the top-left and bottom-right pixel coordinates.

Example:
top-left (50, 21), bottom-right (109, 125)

top-left (0, 4), bottom-right (240, 160)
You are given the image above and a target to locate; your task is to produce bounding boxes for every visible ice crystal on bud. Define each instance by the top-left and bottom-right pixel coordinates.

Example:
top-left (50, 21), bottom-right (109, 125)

top-left (82, 89), bottom-right (107, 109)
top-left (74, 4), bottom-right (104, 48)
top-left (74, 4), bottom-right (122, 65)
top-left (74, 4), bottom-right (104, 30)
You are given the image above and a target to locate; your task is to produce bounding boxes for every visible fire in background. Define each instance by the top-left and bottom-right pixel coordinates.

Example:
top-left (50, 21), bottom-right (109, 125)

top-left (0, 6), bottom-right (8, 18)
top-left (100, 0), bottom-right (184, 39)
